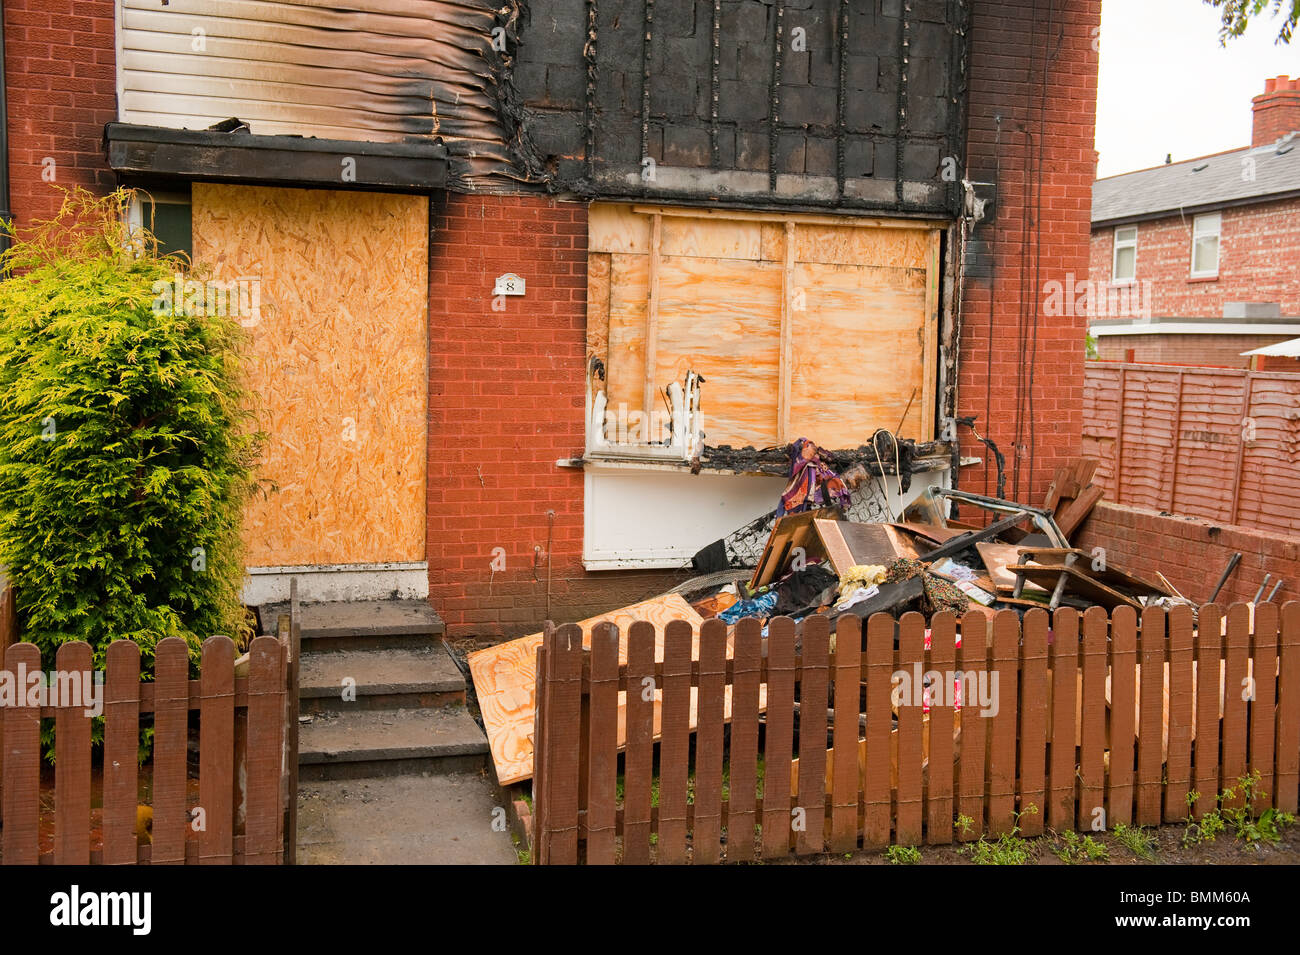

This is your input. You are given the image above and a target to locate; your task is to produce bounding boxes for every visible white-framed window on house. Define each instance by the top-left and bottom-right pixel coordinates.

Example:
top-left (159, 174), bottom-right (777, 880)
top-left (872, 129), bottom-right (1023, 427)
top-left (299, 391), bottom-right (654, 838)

top-left (1191, 212), bottom-right (1221, 278)
top-left (126, 188), bottom-right (193, 260)
top-left (1112, 225), bottom-right (1137, 282)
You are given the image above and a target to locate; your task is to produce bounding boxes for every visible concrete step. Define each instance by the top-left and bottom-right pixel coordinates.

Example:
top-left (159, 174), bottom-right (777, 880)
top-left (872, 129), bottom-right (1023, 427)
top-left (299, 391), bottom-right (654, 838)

top-left (298, 705), bottom-right (489, 781)
top-left (260, 598), bottom-right (445, 651)
top-left (298, 644), bottom-right (466, 715)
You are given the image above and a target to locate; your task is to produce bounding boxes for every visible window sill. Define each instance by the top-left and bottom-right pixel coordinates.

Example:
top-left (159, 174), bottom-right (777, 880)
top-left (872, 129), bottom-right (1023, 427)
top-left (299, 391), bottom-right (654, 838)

top-left (1188, 275), bottom-right (1219, 283)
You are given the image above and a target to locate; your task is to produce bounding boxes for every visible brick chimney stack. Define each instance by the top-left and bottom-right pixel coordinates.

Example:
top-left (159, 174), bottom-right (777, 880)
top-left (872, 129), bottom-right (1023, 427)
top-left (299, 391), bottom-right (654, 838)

top-left (1253, 75), bottom-right (1300, 147)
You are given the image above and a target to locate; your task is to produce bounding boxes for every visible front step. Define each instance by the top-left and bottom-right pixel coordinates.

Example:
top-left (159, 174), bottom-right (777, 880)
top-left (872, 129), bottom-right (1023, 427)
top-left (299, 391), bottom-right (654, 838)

top-left (298, 645), bottom-right (466, 715)
top-left (262, 598), bottom-right (446, 652)
top-left (298, 705), bottom-right (489, 781)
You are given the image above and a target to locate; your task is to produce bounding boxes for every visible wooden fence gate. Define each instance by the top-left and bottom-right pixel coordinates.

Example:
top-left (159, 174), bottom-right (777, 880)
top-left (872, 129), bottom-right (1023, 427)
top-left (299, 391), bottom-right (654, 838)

top-left (531, 604), bottom-right (1300, 864)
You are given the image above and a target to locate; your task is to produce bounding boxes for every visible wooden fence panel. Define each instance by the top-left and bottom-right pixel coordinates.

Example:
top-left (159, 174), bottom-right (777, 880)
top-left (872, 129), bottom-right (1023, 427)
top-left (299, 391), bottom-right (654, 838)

top-left (795, 615), bottom-right (830, 856)
top-left (1078, 607), bottom-right (1108, 831)
top-left (246, 636), bottom-right (285, 864)
top-left (1222, 603), bottom-right (1251, 810)
top-left (2, 642), bottom-right (42, 864)
top-left (1108, 606), bottom-right (1137, 827)
top-left (1248, 602), bottom-right (1278, 809)
top-left (926, 612), bottom-right (956, 845)
top-left (1277, 602), bottom-right (1300, 813)
top-left (657, 619), bottom-right (692, 864)
top-left (956, 610), bottom-right (988, 840)
top-left (727, 617), bottom-right (762, 862)
top-left (1047, 609), bottom-right (1079, 832)
top-left (1193, 605), bottom-right (1224, 818)
top-left (198, 636), bottom-right (235, 865)
top-left (862, 614), bottom-right (894, 849)
top-left (585, 622), bottom-right (620, 865)
top-left (103, 640), bottom-right (141, 865)
top-left (829, 615), bottom-right (862, 853)
top-left (987, 611), bottom-right (1019, 835)
top-left (151, 637), bottom-right (191, 865)
top-left (1136, 607), bottom-right (1165, 826)
top-left (1164, 605), bottom-right (1195, 823)
top-left (693, 617), bottom-right (727, 864)
top-left (622, 621), bottom-right (656, 865)
top-left (894, 614), bottom-right (925, 845)
top-left (762, 616), bottom-right (796, 858)
top-left (54, 641), bottom-right (93, 865)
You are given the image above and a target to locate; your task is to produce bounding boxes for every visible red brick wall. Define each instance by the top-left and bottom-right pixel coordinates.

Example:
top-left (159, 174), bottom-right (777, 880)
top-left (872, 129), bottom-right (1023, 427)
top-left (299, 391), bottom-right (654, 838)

top-left (1093, 333), bottom-right (1298, 368)
top-left (958, 0), bottom-right (1101, 506)
top-left (3, 0), bottom-right (116, 228)
top-left (1089, 197), bottom-right (1300, 318)
top-left (425, 193), bottom-right (686, 637)
top-left (1076, 502), bottom-right (1299, 608)
top-left (1253, 76), bottom-right (1300, 148)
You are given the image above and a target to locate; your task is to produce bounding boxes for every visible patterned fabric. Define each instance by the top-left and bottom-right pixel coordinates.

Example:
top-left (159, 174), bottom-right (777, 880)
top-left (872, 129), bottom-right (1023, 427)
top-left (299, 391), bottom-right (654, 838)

top-left (776, 438), bottom-right (851, 516)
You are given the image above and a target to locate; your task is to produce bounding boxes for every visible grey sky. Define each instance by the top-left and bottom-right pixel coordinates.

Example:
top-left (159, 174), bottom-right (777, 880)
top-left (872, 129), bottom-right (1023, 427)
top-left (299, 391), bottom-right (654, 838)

top-left (1095, 0), bottom-right (1299, 178)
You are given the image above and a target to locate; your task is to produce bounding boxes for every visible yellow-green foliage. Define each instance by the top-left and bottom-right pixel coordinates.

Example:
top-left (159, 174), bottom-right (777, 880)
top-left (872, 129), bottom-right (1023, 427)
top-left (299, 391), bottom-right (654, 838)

top-left (0, 188), bottom-right (261, 681)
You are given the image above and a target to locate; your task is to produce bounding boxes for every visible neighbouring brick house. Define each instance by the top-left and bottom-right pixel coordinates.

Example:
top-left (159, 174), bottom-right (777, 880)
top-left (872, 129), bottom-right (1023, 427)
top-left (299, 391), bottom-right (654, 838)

top-left (1089, 75), bottom-right (1300, 370)
top-left (5, 0), bottom-right (1104, 636)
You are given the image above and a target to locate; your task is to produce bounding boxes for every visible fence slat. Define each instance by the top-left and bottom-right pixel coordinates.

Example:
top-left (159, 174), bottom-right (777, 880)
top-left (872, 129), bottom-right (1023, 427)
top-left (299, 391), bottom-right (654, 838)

top-left (988, 610), bottom-right (1020, 835)
top-left (246, 636), bottom-right (284, 864)
top-left (829, 614), bottom-right (862, 853)
top-left (539, 623), bottom-right (582, 865)
top-left (727, 617), bottom-right (762, 862)
top-left (796, 615), bottom-right (829, 855)
top-left (1078, 607), bottom-right (1108, 831)
top-left (531, 640), bottom-right (549, 863)
top-left (622, 620), bottom-right (656, 865)
top-left (2, 642), bottom-right (42, 864)
top-left (926, 612), bottom-right (956, 845)
top-left (656, 619), bottom-right (692, 864)
top-left (102, 640), bottom-right (141, 865)
top-left (1108, 606), bottom-right (1137, 827)
top-left (956, 610), bottom-right (989, 840)
top-left (1046, 609), bottom-right (1079, 832)
top-left (198, 636), bottom-right (235, 865)
top-left (1136, 608), bottom-right (1165, 826)
top-left (693, 617), bottom-right (727, 864)
top-left (151, 637), bottom-right (190, 864)
top-left (54, 642), bottom-right (93, 865)
top-left (585, 622), bottom-right (620, 865)
top-left (1248, 601), bottom-right (1278, 809)
top-left (761, 616), bottom-right (796, 858)
top-left (862, 613), bottom-right (894, 849)
top-left (1276, 602), bottom-right (1300, 813)
top-left (1222, 603), bottom-right (1251, 810)
top-left (1018, 609), bottom-right (1049, 836)
top-left (1164, 606), bottom-right (1195, 822)
top-left (895, 613), bottom-right (924, 845)
top-left (1193, 605), bottom-right (1223, 819)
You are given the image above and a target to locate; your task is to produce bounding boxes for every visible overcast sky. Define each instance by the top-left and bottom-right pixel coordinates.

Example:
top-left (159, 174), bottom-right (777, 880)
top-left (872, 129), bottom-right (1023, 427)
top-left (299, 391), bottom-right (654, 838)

top-left (1095, 0), bottom-right (1299, 178)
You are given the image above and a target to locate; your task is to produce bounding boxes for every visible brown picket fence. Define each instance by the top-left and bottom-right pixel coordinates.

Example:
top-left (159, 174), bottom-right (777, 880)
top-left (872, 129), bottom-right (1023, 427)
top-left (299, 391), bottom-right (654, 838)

top-left (530, 603), bottom-right (1300, 864)
top-left (0, 582), bottom-right (301, 865)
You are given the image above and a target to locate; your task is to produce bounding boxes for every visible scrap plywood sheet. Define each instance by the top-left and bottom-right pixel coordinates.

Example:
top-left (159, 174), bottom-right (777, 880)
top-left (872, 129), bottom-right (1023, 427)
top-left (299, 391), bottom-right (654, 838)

top-left (588, 203), bottom-right (941, 449)
top-left (192, 183), bottom-right (428, 566)
top-left (470, 594), bottom-right (767, 786)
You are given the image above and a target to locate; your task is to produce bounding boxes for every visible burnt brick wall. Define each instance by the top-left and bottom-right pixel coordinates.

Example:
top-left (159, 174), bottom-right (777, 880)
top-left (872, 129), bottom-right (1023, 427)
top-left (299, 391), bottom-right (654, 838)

top-left (3, 0), bottom-right (116, 228)
top-left (957, 0), bottom-right (1102, 507)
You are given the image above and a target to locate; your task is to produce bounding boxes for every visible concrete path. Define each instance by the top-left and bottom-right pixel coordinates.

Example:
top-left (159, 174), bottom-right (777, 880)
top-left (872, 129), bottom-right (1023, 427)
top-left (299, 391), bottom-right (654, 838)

top-left (296, 772), bottom-right (520, 865)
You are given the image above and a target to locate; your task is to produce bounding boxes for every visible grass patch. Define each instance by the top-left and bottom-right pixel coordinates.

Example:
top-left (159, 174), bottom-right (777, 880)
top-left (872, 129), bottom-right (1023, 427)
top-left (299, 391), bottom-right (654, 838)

top-left (1111, 822), bottom-right (1158, 859)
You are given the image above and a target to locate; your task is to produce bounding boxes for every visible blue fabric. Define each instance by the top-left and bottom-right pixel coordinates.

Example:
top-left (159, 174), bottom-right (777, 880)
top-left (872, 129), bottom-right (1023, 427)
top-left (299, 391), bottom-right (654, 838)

top-left (717, 590), bottom-right (778, 624)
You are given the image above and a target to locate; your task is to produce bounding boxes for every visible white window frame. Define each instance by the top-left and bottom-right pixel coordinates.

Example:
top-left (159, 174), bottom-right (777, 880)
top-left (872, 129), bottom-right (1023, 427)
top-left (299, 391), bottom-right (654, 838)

top-left (1190, 212), bottom-right (1221, 278)
top-left (1112, 225), bottom-right (1138, 283)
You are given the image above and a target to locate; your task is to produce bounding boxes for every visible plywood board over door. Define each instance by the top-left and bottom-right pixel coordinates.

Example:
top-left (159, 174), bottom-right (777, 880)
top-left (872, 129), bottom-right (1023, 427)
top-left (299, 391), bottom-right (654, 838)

top-left (192, 184), bottom-right (429, 567)
top-left (587, 203), bottom-right (942, 450)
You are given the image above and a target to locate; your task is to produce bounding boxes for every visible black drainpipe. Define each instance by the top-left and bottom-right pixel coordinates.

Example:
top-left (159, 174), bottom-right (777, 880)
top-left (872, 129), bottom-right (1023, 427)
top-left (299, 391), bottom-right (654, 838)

top-left (0, 0), bottom-right (10, 254)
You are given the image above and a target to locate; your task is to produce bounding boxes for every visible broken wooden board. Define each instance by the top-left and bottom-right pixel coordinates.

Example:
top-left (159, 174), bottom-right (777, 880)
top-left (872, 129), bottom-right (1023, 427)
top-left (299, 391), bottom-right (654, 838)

top-left (975, 541), bottom-right (1046, 594)
top-left (750, 508), bottom-right (839, 588)
top-left (1015, 548), bottom-right (1175, 598)
top-left (1011, 564), bottom-right (1143, 611)
top-left (469, 594), bottom-right (719, 785)
top-left (1055, 484), bottom-right (1104, 539)
top-left (815, 520), bottom-right (912, 576)
top-left (889, 521), bottom-right (970, 544)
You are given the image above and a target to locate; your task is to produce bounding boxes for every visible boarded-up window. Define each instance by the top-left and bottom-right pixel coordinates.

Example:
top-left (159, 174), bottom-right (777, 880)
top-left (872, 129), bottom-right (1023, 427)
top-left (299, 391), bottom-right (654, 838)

top-left (586, 204), bottom-right (941, 450)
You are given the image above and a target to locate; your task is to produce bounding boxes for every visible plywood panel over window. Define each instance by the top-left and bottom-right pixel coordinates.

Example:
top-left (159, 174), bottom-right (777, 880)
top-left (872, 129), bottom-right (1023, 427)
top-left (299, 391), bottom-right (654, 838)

top-left (587, 203), bottom-right (941, 450)
top-left (192, 184), bottom-right (428, 567)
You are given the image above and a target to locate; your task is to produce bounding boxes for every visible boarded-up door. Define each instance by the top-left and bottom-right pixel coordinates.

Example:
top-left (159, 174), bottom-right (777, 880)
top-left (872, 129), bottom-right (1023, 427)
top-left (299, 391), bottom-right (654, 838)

top-left (192, 184), bottom-right (428, 567)
top-left (587, 204), bottom-right (941, 449)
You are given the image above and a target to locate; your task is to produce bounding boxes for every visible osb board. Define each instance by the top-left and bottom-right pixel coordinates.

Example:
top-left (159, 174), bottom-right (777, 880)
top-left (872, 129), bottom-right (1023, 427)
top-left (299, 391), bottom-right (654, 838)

top-left (468, 594), bottom-right (704, 785)
top-left (191, 183), bottom-right (428, 566)
top-left (592, 202), bottom-right (940, 450)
